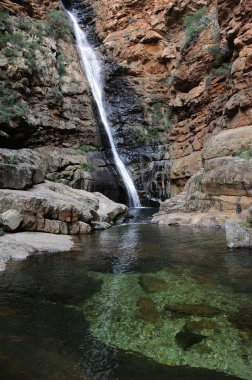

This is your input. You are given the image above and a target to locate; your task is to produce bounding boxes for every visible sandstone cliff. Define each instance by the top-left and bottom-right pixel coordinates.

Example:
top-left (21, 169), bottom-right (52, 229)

top-left (0, 0), bottom-right (129, 236)
top-left (0, 0), bottom-right (252, 226)
top-left (0, 0), bottom-right (126, 204)
top-left (72, 0), bottom-right (252, 223)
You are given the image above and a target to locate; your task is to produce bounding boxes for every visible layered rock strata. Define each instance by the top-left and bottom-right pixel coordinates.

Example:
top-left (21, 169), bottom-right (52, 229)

top-left (0, 181), bottom-right (128, 234)
top-left (73, 0), bottom-right (252, 217)
top-left (0, 2), bottom-right (128, 203)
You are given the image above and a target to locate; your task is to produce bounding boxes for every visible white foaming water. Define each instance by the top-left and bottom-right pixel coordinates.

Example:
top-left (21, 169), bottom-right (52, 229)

top-left (66, 10), bottom-right (141, 207)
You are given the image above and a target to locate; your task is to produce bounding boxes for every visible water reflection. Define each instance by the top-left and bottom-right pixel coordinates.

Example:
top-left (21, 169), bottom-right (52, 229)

top-left (0, 223), bottom-right (251, 379)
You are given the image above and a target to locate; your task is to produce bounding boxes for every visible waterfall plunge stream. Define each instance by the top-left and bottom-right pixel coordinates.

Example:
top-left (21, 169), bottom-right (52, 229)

top-left (66, 10), bottom-right (141, 207)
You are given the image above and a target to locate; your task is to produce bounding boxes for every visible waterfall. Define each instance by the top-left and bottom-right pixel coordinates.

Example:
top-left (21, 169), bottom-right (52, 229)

top-left (66, 10), bottom-right (141, 208)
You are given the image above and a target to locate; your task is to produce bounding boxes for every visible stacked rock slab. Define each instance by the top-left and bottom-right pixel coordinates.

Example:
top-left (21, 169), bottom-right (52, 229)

top-left (0, 181), bottom-right (128, 234)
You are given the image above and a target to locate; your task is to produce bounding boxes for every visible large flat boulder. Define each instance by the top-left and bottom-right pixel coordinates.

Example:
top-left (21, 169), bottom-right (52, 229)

top-left (0, 232), bottom-right (75, 272)
top-left (0, 181), bottom-right (128, 235)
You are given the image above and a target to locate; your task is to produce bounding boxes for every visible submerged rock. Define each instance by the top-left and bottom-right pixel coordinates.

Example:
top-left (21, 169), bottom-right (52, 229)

top-left (139, 274), bottom-right (168, 293)
top-left (228, 308), bottom-right (252, 337)
top-left (165, 304), bottom-right (221, 317)
top-left (137, 297), bottom-right (160, 323)
top-left (183, 319), bottom-right (218, 333)
top-left (175, 330), bottom-right (206, 350)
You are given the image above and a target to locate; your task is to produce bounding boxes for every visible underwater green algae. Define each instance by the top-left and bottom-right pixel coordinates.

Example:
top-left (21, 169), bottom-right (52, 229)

top-left (78, 270), bottom-right (252, 380)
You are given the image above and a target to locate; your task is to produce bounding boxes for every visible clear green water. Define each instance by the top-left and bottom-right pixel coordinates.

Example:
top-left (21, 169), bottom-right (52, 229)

top-left (0, 215), bottom-right (252, 380)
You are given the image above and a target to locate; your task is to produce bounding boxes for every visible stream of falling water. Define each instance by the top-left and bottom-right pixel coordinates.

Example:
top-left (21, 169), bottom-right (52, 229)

top-left (66, 10), bottom-right (141, 207)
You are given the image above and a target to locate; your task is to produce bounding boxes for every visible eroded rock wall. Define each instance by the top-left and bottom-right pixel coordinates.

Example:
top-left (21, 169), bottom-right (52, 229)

top-left (0, 0), bottom-right (125, 202)
top-left (75, 0), bottom-right (252, 213)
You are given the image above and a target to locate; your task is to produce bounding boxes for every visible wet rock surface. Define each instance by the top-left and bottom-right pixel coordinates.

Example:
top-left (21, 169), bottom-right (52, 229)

top-left (139, 274), bottom-right (168, 293)
top-left (82, 0), bottom-right (252, 210)
top-left (165, 304), bottom-right (221, 317)
top-left (175, 330), bottom-right (206, 350)
top-left (228, 307), bottom-right (252, 337)
top-left (137, 297), bottom-right (160, 323)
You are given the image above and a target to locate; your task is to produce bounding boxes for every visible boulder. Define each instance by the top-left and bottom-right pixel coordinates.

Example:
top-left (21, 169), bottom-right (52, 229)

top-left (0, 149), bottom-right (45, 190)
top-left (0, 164), bottom-right (43, 190)
top-left (91, 221), bottom-right (111, 230)
top-left (225, 221), bottom-right (252, 248)
top-left (0, 232), bottom-right (74, 272)
top-left (0, 210), bottom-right (23, 231)
top-left (79, 222), bottom-right (92, 234)
top-left (0, 181), bottom-right (128, 235)
top-left (175, 330), bottom-right (206, 350)
top-left (165, 304), bottom-right (221, 317)
top-left (200, 157), bottom-right (252, 197)
top-left (202, 126), bottom-right (252, 161)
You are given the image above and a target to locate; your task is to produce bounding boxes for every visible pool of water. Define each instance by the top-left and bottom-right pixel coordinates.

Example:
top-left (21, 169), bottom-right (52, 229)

top-left (0, 217), bottom-right (252, 380)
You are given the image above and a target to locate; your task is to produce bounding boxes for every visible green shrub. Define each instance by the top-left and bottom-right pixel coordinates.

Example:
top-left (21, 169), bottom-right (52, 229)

top-left (212, 63), bottom-right (231, 77)
top-left (81, 162), bottom-right (97, 172)
top-left (207, 45), bottom-right (223, 65)
top-left (0, 31), bottom-right (41, 69)
top-left (47, 173), bottom-right (57, 182)
top-left (0, 102), bottom-right (28, 122)
top-left (129, 125), bottom-right (164, 146)
top-left (7, 156), bottom-right (19, 165)
top-left (47, 86), bottom-right (62, 102)
top-left (147, 127), bottom-right (164, 143)
top-left (0, 228), bottom-right (4, 237)
top-left (205, 63), bottom-right (232, 89)
top-left (183, 6), bottom-right (208, 29)
top-left (57, 54), bottom-right (68, 76)
top-left (182, 6), bottom-right (211, 50)
top-left (0, 83), bottom-right (28, 122)
top-left (240, 220), bottom-right (252, 229)
top-left (78, 145), bottom-right (97, 153)
top-left (0, 8), bottom-right (10, 30)
top-left (18, 17), bottom-right (31, 32)
top-left (2, 46), bottom-right (16, 63)
top-left (233, 151), bottom-right (252, 160)
top-left (45, 10), bottom-right (72, 42)
top-left (128, 125), bottom-right (148, 145)
top-left (0, 32), bottom-right (27, 49)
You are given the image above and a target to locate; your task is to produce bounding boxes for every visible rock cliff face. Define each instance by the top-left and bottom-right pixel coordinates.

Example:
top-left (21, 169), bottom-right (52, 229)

top-left (1, 0), bottom-right (252, 221)
top-left (67, 0), bottom-right (252, 222)
top-left (0, 0), bottom-right (127, 203)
